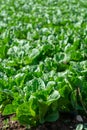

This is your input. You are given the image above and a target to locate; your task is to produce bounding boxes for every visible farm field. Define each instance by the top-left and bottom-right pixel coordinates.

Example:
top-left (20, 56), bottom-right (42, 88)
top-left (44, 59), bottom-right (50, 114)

top-left (0, 0), bottom-right (87, 129)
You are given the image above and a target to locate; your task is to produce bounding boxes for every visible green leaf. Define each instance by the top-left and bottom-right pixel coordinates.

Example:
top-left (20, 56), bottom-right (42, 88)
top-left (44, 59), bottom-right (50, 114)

top-left (47, 90), bottom-right (60, 105)
top-left (76, 124), bottom-right (83, 130)
top-left (2, 104), bottom-right (16, 115)
top-left (16, 102), bottom-right (36, 125)
top-left (45, 111), bottom-right (59, 122)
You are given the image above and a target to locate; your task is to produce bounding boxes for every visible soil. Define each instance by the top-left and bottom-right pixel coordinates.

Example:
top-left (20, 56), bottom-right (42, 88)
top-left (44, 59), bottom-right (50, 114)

top-left (0, 113), bottom-right (87, 130)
